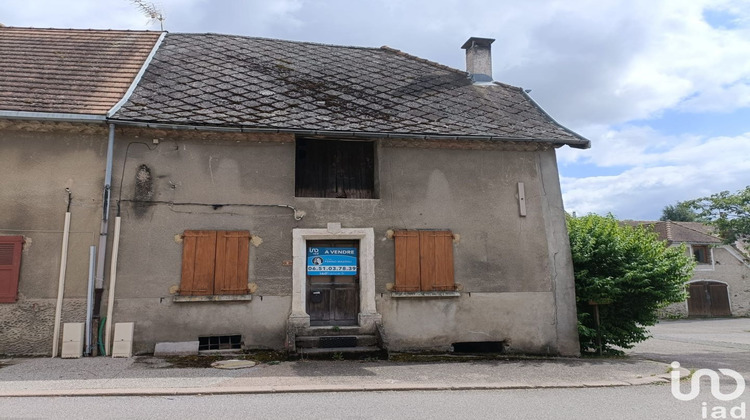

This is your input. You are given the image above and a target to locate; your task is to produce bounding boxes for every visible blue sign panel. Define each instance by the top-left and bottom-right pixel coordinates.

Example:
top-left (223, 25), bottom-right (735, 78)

top-left (307, 247), bottom-right (358, 276)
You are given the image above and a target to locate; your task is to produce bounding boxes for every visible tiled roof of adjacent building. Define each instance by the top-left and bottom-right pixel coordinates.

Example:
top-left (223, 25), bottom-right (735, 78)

top-left (0, 27), bottom-right (162, 115)
top-left (625, 221), bottom-right (722, 244)
top-left (112, 33), bottom-right (590, 148)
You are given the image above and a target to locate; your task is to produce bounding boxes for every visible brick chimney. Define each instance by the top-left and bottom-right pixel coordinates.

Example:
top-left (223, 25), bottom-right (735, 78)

top-left (461, 37), bottom-right (495, 83)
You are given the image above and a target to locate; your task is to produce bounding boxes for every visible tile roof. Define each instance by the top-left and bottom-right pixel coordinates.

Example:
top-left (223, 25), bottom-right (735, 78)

top-left (0, 27), bottom-right (161, 115)
top-left (112, 33), bottom-right (589, 148)
top-left (625, 221), bottom-right (722, 244)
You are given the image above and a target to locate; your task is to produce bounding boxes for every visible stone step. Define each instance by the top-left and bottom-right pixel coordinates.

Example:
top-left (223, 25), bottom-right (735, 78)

top-left (298, 326), bottom-right (370, 336)
top-left (297, 346), bottom-right (382, 356)
top-left (296, 335), bottom-right (378, 349)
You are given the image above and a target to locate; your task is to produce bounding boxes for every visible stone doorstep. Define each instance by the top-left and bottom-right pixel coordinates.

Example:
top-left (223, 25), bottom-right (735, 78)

top-left (296, 346), bottom-right (382, 355)
top-left (295, 335), bottom-right (378, 349)
top-left (298, 326), bottom-right (373, 336)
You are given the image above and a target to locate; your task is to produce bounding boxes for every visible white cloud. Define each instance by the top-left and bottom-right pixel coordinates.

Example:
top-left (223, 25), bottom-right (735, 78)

top-left (561, 131), bottom-right (750, 219)
top-left (1, 0), bottom-right (748, 221)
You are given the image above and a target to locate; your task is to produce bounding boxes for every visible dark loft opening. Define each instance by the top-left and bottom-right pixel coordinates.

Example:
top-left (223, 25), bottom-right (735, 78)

top-left (295, 138), bottom-right (376, 199)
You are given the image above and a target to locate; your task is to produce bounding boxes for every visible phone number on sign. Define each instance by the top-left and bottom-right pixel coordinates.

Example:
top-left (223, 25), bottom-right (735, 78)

top-left (307, 266), bottom-right (357, 272)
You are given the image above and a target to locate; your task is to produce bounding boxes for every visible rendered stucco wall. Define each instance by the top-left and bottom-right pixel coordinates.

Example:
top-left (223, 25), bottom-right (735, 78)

top-left (0, 122), bottom-right (107, 355)
top-left (0, 123), bottom-right (580, 356)
top-left (105, 128), bottom-right (578, 355)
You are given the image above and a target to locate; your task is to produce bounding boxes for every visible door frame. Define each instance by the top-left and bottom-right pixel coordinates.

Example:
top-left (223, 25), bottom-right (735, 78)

top-left (289, 224), bottom-right (381, 331)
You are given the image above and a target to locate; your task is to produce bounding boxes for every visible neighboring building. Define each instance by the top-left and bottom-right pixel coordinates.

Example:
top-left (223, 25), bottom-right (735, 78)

top-left (0, 28), bottom-right (163, 355)
top-left (634, 221), bottom-right (750, 318)
top-left (1, 28), bottom-right (589, 356)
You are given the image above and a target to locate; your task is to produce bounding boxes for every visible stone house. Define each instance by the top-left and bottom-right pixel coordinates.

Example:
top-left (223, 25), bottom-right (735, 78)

top-left (638, 221), bottom-right (750, 318)
top-left (0, 28), bottom-right (589, 356)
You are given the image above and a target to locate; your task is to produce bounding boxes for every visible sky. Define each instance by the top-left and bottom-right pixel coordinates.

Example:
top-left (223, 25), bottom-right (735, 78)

top-left (2, 0), bottom-right (749, 220)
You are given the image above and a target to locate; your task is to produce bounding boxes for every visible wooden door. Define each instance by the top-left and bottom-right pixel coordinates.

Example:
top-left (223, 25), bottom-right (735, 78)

top-left (687, 282), bottom-right (731, 317)
top-left (306, 240), bottom-right (359, 326)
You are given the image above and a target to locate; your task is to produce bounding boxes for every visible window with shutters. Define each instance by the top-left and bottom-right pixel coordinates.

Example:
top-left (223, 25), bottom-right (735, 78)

top-left (393, 230), bottom-right (455, 292)
top-left (180, 230), bottom-right (250, 296)
top-left (295, 138), bottom-right (376, 199)
top-left (0, 236), bottom-right (24, 303)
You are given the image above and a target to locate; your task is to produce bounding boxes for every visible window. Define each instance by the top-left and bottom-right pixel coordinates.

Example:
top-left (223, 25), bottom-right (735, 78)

top-left (180, 231), bottom-right (250, 296)
top-left (295, 138), bottom-right (376, 198)
top-left (0, 236), bottom-right (23, 303)
top-left (393, 230), bottom-right (455, 292)
top-left (692, 245), bottom-right (710, 264)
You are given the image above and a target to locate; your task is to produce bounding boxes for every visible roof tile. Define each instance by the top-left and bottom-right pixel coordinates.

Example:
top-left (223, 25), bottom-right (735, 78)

top-left (112, 33), bottom-right (588, 147)
top-left (0, 27), bottom-right (161, 115)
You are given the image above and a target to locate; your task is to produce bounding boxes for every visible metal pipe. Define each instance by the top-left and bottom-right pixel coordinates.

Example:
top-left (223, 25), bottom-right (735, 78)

top-left (95, 124), bottom-right (115, 291)
top-left (85, 245), bottom-right (96, 356)
top-left (104, 216), bottom-right (121, 356)
top-left (51, 207), bottom-right (71, 358)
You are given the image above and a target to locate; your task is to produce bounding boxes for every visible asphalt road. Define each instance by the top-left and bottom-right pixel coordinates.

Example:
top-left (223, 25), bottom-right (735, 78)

top-left (1, 385), bottom-right (747, 420)
top-left (628, 318), bottom-right (750, 378)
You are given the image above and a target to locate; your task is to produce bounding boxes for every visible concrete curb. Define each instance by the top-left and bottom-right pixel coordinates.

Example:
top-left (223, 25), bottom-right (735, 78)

top-left (0, 375), bottom-right (675, 398)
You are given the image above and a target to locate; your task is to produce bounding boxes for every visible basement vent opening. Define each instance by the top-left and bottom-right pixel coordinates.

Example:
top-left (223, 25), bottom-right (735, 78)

top-left (451, 341), bottom-right (506, 354)
top-left (199, 334), bottom-right (242, 351)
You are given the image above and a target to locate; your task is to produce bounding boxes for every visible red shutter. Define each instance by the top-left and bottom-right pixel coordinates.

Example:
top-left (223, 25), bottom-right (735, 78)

top-left (180, 231), bottom-right (217, 296)
top-left (394, 230), bottom-right (421, 291)
top-left (0, 236), bottom-right (24, 303)
top-left (214, 231), bottom-right (250, 295)
top-left (419, 231), bottom-right (455, 291)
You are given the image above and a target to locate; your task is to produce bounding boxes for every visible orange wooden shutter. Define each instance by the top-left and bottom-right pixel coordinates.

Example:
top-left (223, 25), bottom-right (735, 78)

top-left (180, 231), bottom-right (217, 296)
top-left (419, 231), bottom-right (455, 291)
top-left (394, 230), bottom-right (421, 291)
top-left (214, 231), bottom-right (250, 295)
top-left (0, 236), bottom-right (23, 303)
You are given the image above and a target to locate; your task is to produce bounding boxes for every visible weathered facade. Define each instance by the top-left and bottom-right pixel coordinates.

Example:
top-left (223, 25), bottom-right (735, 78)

top-left (1, 28), bottom-right (589, 356)
top-left (635, 221), bottom-right (750, 318)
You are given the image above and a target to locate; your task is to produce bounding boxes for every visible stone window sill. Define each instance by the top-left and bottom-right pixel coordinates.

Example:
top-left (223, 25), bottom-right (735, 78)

top-left (390, 291), bottom-right (461, 298)
top-left (173, 294), bottom-right (253, 303)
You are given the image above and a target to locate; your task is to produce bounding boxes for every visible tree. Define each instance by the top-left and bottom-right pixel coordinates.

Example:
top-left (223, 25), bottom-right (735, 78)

top-left (660, 201), bottom-right (698, 222)
top-left (567, 214), bottom-right (694, 354)
top-left (688, 186), bottom-right (750, 246)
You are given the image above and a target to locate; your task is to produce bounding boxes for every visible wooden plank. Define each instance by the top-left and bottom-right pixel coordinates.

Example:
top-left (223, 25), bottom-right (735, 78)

top-left (708, 283), bottom-right (731, 316)
top-left (433, 231), bottom-right (455, 291)
top-left (295, 138), bottom-right (374, 198)
top-left (180, 231), bottom-right (216, 296)
top-left (394, 231), bottom-right (421, 291)
top-left (419, 231), bottom-right (437, 291)
top-left (419, 231), bottom-right (455, 291)
top-left (332, 287), bottom-right (359, 323)
top-left (0, 236), bottom-right (23, 303)
top-left (687, 283), bottom-right (709, 317)
top-left (215, 231), bottom-right (249, 295)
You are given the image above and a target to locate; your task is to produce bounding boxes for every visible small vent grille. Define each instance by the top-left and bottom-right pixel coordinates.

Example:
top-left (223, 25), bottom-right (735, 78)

top-left (199, 334), bottom-right (242, 351)
top-left (0, 244), bottom-right (14, 265)
top-left (319, 336), bottom-right (357, 348)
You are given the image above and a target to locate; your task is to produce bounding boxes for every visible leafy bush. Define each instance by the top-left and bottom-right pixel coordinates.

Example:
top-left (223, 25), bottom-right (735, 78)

top-left (567, 214), bottom-right (694, 354)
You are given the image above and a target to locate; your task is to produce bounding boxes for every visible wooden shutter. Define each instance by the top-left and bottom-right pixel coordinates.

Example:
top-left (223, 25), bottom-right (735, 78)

top-left (214, 231), bottom-right (250, 295)
top-left (0, 236), bottom-right (23, 303)
top-left (180, 231), bottom-right (217, 296)
top-left (394, 230), bottom-right (421, 291)
top-left (419, 231), bottom-right (455, 291)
